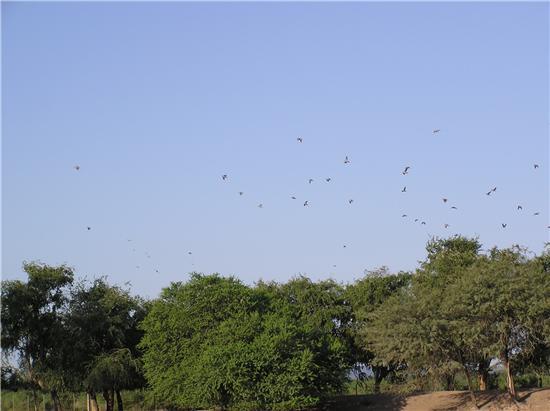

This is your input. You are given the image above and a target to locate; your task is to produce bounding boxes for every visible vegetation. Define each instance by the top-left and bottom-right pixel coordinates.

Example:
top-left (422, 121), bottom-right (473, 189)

top-left (2, 236), bottom-right (549, 410)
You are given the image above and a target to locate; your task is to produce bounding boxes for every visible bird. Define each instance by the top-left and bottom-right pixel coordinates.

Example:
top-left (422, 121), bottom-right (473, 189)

top-left (297, 137), bottom-right (303, 143)
top-left (333, 265), bottom-right (337, 268)
top-left (325, 178), bottom-right (331, 182)
top-left (258, 203), bottom-right (263, 208)
top-left (239, 191), bottom-right (244, 196)
top-left (155, 269), bottom-right (159, 273)
top-left (343, 245), bottom-right (347, 248)
top-left (222, 174), bottom-right (228, 181)
top-left (402, 214), bottom-right (407, 217)
top-left (402, 186), bottom-right (407, 192)
top-left (421, 221), bottom-right (426, 225)
top-left (188, 251), bottom-right (192, 255)
top-left (348, 199), bottom-right (354, 204)
top-left (414, 218), bottom-right (419, 222)
top-left (502, 223), bottom-right (507, 228)
top-left (303, 201), bottom-right (309, 207)
top-left (308, 178), bottom-right (314, 184)
top-left (451, 206), bottom-right (458, 210)
top-left (432, 129), bottom-right (441, 134)
top-left (87, 226), bottom-right (91, 231)
top-left (344, 156), bottom-right (351, 164)
top-left (534, 164), bottom-right (539, 169)
top-left (486, 187), bottom-right (497, 195)
top-left (517, 205), bottom-right (523, 210)
top-left (444, 224), bottom-right (450, 229)
top-left (291, 196), bottom-right (297, 200)
top-left (442, 198), bottom-right (448, 203)
top-left (136, 265), bottom-right (140, 269)
top-left (492, 187), bottom-right (497, 192)
top-left (73, 165), bottom-right (80, 171)
top-left (402, 166), bottom-right (410, 175)
top-left (534, 212), bottom-right (540, 216)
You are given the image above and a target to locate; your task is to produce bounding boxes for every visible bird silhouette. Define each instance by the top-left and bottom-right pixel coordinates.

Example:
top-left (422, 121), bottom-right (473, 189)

top-left (444, 224), bottom-right (450, 228)
top-left (303, 201), bottom-right (309, 207)
top-left (238, 191), bottom-right (244, 196)
top-left (502, 223), bottom-right (507, 228)
top-left (402, 186), bottom-right (407, 192)
top-left (534, 164), bottom-right (539, 169)
top-left (534, 212), bottom-right (540, 216)
top-left (432, 129), bottom-right (441, 134)
top-left (344, 156), bottom-right (351, 164)
top-left (402, 166), bottom-right (410, 175)
top-left (308, 178), bottom-right (314, 184)
top-left (451, 206), bottom-right (458, 210)
top-left (297, 137), bottom-right (303, 143)
top-left (402, 214), bottom-right (407, 217)
top-left (87, 227), bottom-right (91, 231)
top-left (222, 174), bottom-right (228, 181)
top-left (291, 196), bottom-right (297, 200)
top-left (348, 199), bottom-right (354, 204)
top-left (258, 203), bottom-right (263, 208)
top-left (74, 165), bottom-right (80, 171)
top-left (517, 205), bottom-right (523, 210)
top-left (343, 245), bottom-right (347, 248)
top-left (421, 221), bottom-right (426, 225)
top-left (188, 251), bottom-right (192, 255)
top-left (442, 198), bottom-right (448, 203)
top-left (325, 178), bottom-right (331, 182)
top-left (414, 218), bottom-right (419, 222)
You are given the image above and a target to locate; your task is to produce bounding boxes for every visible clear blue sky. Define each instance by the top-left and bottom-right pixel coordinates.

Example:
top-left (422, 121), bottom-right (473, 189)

top-left (3, 2), bottom-right (548, 298)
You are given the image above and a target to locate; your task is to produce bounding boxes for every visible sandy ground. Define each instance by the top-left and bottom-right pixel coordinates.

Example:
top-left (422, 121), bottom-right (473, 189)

top-left (328, 388), bottom-right (550, 410)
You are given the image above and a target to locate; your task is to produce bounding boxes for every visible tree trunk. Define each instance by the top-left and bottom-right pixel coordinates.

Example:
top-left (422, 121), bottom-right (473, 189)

top-left (32, 389), bottom-right (39, 411)
top-left (463, 366), bottom-right (478, 409)
top-left (477, 359), bottom-right (490, 391)
top-left (444, 373), bottom-right (454, 391)
top-left (115, 390), bottom-right (123, 411)
top-left (503, 357), bottom-right (516, 399)
top-left (50, 390), bottom-right (63, 411)
top-left (102, 390), bottom-right (114, 411)
top-left (372, 366), bottom-right (387, 394)
top-left (88, 392), bottom-right (99, 411)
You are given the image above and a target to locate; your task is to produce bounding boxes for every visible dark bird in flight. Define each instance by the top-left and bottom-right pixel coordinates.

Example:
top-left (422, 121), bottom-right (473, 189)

top-left (222, 174), bottom-right (228, 181)
top-left (188, 251), bottom-right (192, 255)
top-left (325, 178), bottom-right (331, 182)
top-left (136, 266), bottom-right (140, 269)
top-left (343, 245), bottom-right (347, 248)
top-left (486, 187), bottom-right (497, 195)
top-left (297, 137), bottom-right (303, 143)
top-left (444, 224), bottom-right (450, 228)
top-left (432, 129), bottom-right (441, 134)
top-left (402, 186), bottom-right (407, 192)
top-left (303, 201), bottom-right (309, 207)
top-left (402, 214), bottom-right (407, 217)
top-left (348, 199), bottom-right (354, 204)
top-left (308, 178), bottom-right (314, 184)
top-left (451, 206), bottom-right (458, 210)
top-left (258, 203), bottom-right (263, 208)
top-left (502, 223), bottom-right (507, 228)
top-left (291, 196), bottom-right (297, 200)
top-left (155, 269), bottom-right (159, 273)
top-left (239, 191), bottom-right (244, 196)
top-left (534, 212), bottom-right (540, 216)
top-left (74, 165), bottom-right (80, 171)
top-left (344, 156), bottom-right (351, 164)
top-left (517, 205), bottom-right (523, 210)
top-left (402, 166), bottom-right (410, 175)
top-left (87, 226), bottom-right (91, 231)
top-left (414, 218), bottom-right (419, 222)
top-left (421, 221), bottom-right (426, 225)
top-left (442, 198), bottom-right (448, 203)
top-left (534, 164), bottom-right (539, 169)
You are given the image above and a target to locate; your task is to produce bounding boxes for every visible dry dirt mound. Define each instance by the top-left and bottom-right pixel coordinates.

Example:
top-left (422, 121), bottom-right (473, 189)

top-left (328, 388), bottom-right (550, 410)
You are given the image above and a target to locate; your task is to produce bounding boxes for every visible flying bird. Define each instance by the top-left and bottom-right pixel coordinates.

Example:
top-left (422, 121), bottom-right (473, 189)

top-left (432, 129), bottom-right (441, 134)
top-left (348, 199), bottom-right (354, 204)
top-left (258, 203), bottom-right (263, 208)
top-left (303, 201), bottom-right (309, 207)
top-left (239, 191), bottom-right (244, 196)
top-left (343, 245), bottom-right (347, 248)
top-left (222, 174), bottom-right (228, 181)
top-left (325, 178), bottom-right (331, 182)
top-left (297, 137), bottom-right (303, 143)
top-left (486, 187), bottom-right (497, 195)
top-left (414, 218), bottom-right (419, 222)
top-left (402, 186), bottom-right (407, 192)
top-left (73, 165), bottom-right (80, 171)
top-left (86, 226), bottom-right (91, 231)
top-left (442, 198), bottom-right (448, 203)
top-left (421, 221), bottom-right (426, 225)
top-left (534, 212), bottom-right (540, 216)
top-left (517, 205), bottom-right (523, 210)
top-left (188, 251), bottom-right (192, 255)
top-left (402, 214), bottom-right (407, 217)
top-left (402, 166), bottom-right (410, 175)
top-left (451, 206), bottom-right (458, 210)
top-left (534, 164), bottom-right (539, 169)
top-left (502, 223), bottom-right (507, 228)
top-left (308, 178), bottom-right (314, 184)
top-left (291, 196), bottom-right (297, 200)
top-left (444, 224), bottom-right (450, 229)
top-left (344, 156), bottom-right (351, 164)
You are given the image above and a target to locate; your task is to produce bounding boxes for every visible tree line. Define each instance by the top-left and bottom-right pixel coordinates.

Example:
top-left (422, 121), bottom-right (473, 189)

top-left (2, 236), bottom-right (549, 410)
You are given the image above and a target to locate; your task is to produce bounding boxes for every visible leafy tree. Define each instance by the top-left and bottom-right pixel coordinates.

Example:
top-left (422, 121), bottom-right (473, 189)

top-left (1, 263), bottom-right (73, 411)
top-left (345, 267), bottom-right (411, 393)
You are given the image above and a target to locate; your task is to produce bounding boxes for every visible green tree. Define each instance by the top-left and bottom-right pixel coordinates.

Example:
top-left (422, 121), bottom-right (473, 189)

top-left (1, 262), bottom-right (74, 411)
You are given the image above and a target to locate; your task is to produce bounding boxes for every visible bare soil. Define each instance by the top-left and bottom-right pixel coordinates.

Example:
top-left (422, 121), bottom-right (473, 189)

top-left (327, 388), bottom-right (550, 410)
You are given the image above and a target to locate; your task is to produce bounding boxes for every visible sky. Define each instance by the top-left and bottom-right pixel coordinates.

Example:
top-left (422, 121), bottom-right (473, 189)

top-left (2, 2), bottom-right (548, 299)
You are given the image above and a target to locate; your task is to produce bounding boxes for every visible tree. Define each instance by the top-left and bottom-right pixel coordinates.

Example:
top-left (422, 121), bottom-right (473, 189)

top-left (345, 267), bottom-right (411, 393)
top-left (1, 263), bottom-right (74, 411)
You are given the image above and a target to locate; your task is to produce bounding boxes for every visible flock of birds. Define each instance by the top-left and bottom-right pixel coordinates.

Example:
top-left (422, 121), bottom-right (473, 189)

top-left (73, 129), bottom-right (546, 274)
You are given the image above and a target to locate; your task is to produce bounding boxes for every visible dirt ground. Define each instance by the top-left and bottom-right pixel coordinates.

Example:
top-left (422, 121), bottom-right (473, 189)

top-left (327, 388), bottom-right (550, 410)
